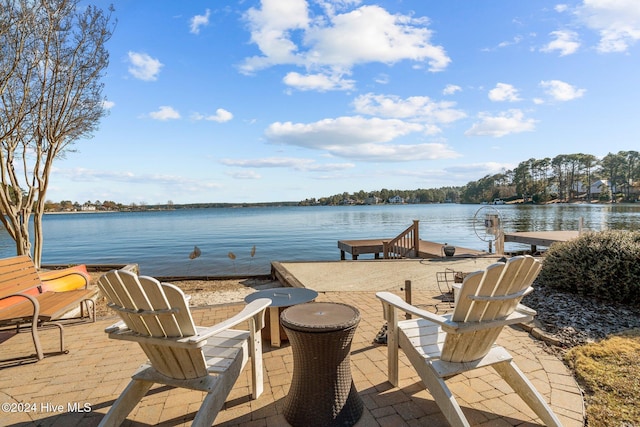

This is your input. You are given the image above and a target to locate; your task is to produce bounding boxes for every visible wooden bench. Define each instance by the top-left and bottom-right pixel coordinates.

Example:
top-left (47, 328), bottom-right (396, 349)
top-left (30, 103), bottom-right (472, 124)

top-left (0, 256), bottom-right (97, 361)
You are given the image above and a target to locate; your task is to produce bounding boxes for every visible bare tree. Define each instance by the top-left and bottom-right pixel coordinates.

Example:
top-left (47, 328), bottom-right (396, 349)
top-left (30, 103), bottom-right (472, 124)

top-left (0, 0), bottom-right (113, 267)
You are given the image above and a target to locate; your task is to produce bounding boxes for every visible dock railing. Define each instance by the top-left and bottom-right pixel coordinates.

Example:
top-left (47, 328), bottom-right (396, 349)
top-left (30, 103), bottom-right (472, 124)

top-left (383, 220), bottom-right (420, 259)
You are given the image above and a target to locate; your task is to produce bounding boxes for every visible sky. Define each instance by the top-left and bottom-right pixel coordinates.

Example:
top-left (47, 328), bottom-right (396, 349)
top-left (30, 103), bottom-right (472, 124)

top-left (47, 0), bottom-right (640, 205)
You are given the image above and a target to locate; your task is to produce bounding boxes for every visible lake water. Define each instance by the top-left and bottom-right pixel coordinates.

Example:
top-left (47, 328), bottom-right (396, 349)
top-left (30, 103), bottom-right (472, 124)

top-left (0, 203), bottom-right (638, 276)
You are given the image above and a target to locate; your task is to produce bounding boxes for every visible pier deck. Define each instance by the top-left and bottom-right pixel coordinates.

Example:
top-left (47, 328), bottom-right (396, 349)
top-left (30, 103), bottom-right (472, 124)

top-left (339, 230), bottom-right (581, 260)
top-left (502, 230), bottom-right (580, 252)
top-left (338, 238), bottom-right (490, 260)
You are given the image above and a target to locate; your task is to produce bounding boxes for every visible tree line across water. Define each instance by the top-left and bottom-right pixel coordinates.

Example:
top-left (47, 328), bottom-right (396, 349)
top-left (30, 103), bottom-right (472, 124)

top-left (42, 150), bottom-right (640, 211)
top-left (302, 151), bottom-right (640, 206)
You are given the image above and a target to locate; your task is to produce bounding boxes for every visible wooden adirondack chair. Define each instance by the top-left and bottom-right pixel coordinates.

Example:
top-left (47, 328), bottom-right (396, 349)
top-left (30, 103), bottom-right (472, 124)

top-left (377, 255), bottom-right (562, 427)
top-left (97, 270), bottom-right (271, 427)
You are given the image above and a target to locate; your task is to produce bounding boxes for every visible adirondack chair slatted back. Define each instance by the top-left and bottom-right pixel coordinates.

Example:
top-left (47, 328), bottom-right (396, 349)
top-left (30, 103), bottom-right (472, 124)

top-left (442, 256), bottom-right (541, 363)
top-left (97, 270), bottom-right (208, 379)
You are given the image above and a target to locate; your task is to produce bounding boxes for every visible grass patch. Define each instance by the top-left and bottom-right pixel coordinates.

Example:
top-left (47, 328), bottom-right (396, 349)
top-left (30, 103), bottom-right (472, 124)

top-left (565, 329), bottom-right (640, 426)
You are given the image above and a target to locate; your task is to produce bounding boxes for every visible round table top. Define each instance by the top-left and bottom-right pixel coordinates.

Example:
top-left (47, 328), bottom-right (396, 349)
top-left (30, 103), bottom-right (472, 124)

top-left (244, 287), bottom-right (318, 307)
top-left (281, 302), bottom-right (360, 332)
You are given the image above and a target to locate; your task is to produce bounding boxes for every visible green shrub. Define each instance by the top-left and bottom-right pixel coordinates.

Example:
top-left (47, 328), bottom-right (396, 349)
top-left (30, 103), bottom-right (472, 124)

top-left (537, 230), bottom-right (640, 304)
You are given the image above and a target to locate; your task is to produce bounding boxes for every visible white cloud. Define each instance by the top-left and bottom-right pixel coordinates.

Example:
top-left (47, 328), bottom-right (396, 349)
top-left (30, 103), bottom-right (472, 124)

top-left (332, 142), bottom-right (459, 162)
top-left (316, 0), bottom-right (363, 16)
top-left (221, 157), bottom-right (355, 172)
top-left (60, 168), bottom-right (221, 190)
top-left (445, 162), bottom-right (514, 178)
top-left (306, 162), bottom-right (356, 172)
top-left (488, 83), bottom-right (522, 102)
top-left (190, 9), bottom-right (211, 34)
top-left (465, 109), bottom-right (537, 138)
top-left (242, 0), bottom-right (310, 70)
top-left (227, 170), bottom-right (262, 180)
top-left (482, 36), bottom-right (523, 52)
top-left (241, 2), bottom-right (450, 90)
top-left (541, 30), bottom-right (581, 56)
top-left (148, 106), bottom-right (181, 121)
top-left (127, 52), bottom-right (163, 81)
top-left (353, 93), bottom-right (466, 130)
top-left (193, 108), bottom-right (233, 123)
top-left (223, 157), bottom-right (313, 168)
top-left (211, 109), bottom-right (233, 123)
top-left (374, 73), bottom-right (390, 84)
top-left (443, 84), bottom-right (462, 95)
top-left (539, 80), bottom-right (586, 101)
top-left (498, 36), bottom-right (523, 48)
top-left (267, 116), bottom-right (421, 146)
top-left (283, 72), bottom-right (355, 91)
top-left (305, 6), bottom-right (450, 71)
top-left (576, 0), bottom-right (640, 53)
top-left (264, 116), bottom-right (460, 161)
top-left (102, 100), bottom-right (115, 109)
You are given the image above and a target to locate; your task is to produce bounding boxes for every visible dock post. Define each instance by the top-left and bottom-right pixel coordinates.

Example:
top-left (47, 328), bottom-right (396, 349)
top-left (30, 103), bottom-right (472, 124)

top-left (404, 280), bottom-right (412, 319)
top-left (412, 220), bottom-right (420, 257)
top-left (496, 231), bottom-right (505, 255)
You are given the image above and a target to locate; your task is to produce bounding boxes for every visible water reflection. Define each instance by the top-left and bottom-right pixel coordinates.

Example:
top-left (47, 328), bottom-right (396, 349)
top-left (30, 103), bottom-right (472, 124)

top-left (0, 203), bottom-right (637, 275)
top-left (504, 204), bottom-right (640, 233)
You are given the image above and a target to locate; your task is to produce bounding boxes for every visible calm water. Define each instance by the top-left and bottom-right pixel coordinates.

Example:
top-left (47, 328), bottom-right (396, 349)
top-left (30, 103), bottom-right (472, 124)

top-left (0, 204), bottom-right (638, 276)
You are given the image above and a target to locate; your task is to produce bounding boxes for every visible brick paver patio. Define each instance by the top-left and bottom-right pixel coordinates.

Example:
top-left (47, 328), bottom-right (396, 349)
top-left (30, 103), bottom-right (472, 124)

top-left (0, 290), bottom-right (584, 426)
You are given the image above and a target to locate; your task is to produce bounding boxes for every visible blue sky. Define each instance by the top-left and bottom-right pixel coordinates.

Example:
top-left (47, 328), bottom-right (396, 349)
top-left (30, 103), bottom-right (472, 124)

top-left (50, 0), bottom-right (640, 205)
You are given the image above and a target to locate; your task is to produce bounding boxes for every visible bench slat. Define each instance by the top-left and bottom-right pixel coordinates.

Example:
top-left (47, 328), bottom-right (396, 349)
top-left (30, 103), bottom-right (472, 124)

top-left (34, 290), bottom-right (97, 319)
top-left (0, 255), bottom-right (42, 298)
top-left (0, 289), bottom-right (97, 323)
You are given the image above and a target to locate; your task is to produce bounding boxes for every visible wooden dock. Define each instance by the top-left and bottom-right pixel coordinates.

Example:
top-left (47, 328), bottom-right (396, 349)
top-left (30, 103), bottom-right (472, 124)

top-left (339, 230), bottom-right (581, 260)
top-left (502, 230), bottom-right (580, 252)
top-left (338, 238), bottom-right (490, 260)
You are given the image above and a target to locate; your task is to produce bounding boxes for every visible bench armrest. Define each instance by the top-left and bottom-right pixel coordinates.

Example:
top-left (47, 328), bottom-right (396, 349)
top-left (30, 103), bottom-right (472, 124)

top-left (0, 293), bottom-right (40, 322)
top-left (0, 292), bottom-right (41, 322)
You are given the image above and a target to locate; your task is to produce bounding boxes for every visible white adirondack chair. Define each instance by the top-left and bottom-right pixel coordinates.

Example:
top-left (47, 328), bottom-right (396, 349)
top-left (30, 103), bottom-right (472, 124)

top-left (377, 255), bottom-right (562, 427)
top-left (96, 270), bottom-right (271, 427)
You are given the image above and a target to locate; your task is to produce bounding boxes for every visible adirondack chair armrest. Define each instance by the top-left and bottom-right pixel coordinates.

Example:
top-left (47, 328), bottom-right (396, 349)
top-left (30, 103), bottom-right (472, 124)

top-left (376, 291), bottom-right (452, 328)
top-left (515, 303), bottom-right (536, 316)
top-left (105, 320), bottom-right (127, 333)
top-left (187, 298), bottom-right (271, 344)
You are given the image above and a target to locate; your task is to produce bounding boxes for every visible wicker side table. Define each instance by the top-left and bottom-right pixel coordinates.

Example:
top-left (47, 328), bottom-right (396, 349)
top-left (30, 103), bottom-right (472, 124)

top-left (281, 302), bottom-right (363, 427)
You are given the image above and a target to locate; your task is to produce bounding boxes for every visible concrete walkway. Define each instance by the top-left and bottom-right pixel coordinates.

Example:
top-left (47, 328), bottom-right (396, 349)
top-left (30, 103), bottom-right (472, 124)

top-left (0, 259), bottom-right (585, 426)
top-left (272, 258), bottom-right (500, 292)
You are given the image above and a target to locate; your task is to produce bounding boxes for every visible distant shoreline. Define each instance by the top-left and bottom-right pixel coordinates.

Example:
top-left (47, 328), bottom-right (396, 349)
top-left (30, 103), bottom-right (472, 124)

top-left (44, 201), bottom-right (302, 214)
top-left (42, 198), bottom-right (632, 215)
top-left (44, 210), bottom-right (121, 215)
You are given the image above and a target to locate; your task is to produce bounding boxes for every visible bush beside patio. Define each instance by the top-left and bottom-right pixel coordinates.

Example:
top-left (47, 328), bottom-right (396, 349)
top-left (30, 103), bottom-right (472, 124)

top-left (537, 230), bottom-right (640, 304)
top-left (529, 230), bottom-right (640, 426)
